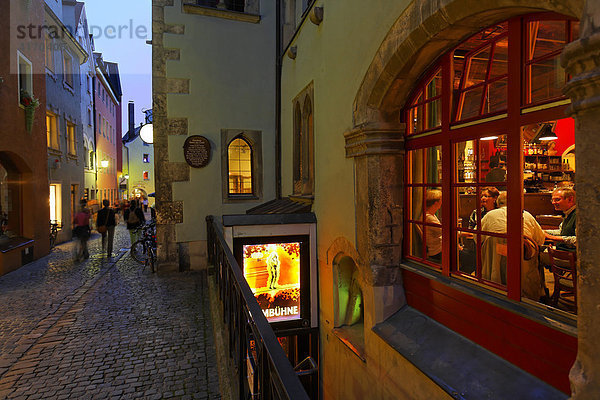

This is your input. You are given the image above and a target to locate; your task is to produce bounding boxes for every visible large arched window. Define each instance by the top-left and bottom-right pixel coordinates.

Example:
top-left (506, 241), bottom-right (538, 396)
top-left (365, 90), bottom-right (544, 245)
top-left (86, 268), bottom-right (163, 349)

top-left (404, 14), bottom-right (578, 314)
top-left (228, 137), bottom-right (253, 195)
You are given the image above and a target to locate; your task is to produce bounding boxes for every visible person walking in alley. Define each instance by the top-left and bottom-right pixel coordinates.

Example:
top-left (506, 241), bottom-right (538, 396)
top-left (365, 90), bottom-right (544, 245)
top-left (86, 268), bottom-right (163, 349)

top-left (73, 200), bottom-right (91, 261)
top-left (97, 199), bottom-right (117, 258)
top-left (124, 199), bottom-right (145, 247)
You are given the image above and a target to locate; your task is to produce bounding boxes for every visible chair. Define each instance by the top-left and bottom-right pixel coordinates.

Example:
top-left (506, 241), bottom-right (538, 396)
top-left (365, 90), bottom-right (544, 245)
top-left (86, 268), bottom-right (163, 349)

top-left (548, 247), bottom-right (577, 313)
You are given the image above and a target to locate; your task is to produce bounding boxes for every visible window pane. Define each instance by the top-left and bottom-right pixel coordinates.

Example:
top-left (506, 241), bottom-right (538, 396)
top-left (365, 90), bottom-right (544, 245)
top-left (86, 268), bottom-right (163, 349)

top-left (465, 46), bottom-right (490, 87)
top-left (528, 20), bottom-right (566, 61)
top-left (424, 99), bottom-right (441, 130)
top-left (425, 146), bottom-right (442, 184)
top-left (408, 149), bottom-right (424, 184)
top-left (528, 57), bottom-right (565, 103)
top-left (484, 78), bottom-right (508, 114)
top-left (407, 106), bottom-right (423, 134)
top-left (481, 135), bottom-right (507, 183)
top-left (489, 37), bottom-right (508, 78)
top-left (456, 186), bottom-right (476, 230)
top-left (409, 187), bottom-right (423, 221)
top-left (408, 223), bottom-right (424, 259)
top-left (457, 230), bottom-right (478, 276)
top-left (228, 138), bottom-right (252, 194)
top-left (457, 86), bottom-right (484, 120)
top-left (456, 140), bottom-right (477, 183)
top-left (425, 69), bottom-right (442, 99)
top-left (424, 186), bottom-right (443, 265)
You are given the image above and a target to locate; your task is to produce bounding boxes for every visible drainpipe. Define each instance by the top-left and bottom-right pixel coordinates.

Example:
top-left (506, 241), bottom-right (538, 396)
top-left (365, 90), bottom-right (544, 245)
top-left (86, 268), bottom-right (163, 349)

top-left (275, 0), bottom-right (282, 199)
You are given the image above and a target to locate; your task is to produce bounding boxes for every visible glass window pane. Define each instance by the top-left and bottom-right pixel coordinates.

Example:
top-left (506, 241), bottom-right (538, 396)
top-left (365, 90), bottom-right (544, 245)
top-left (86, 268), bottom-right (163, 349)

top-left (457, 230), bottom-right (478, 276)
top-left (228, 138), bottom-right (252, 194)
top-left (410, 187), bottom-right (423, 221)
top-left (489, 37), bottom-right (508, 78)
top-left (480, 186), bottom-right (507, 235)
top-left (456, 140), bottom-right (477, 183)
top-left (528, 20), bottom-right (567, 61)
top-left (426, 69), bottom-right (442, 99)
top-left (528, 57), bottom-right (565, 103)
top-left (408, 106), bottom-right (423, 134)
top-left (465, 46), bottom-right (490, 87)
top-left (425, 99), bottom-right (442, 130)
top-left (481, 135), bottom-right (507, 183)
top-left (425, 146), bottom-right (442, 184)
top-left (484, 78), bottom-right (508, 114)
top-left (409, 223), bottom-right (424, 259)
top-left (481, 234), bottom-right (507, 285)
top-left (424, 187), bottom-right (442, 266)
top-left (456, 186), bottom-right (476, 230)
top-left (408, 149), bottom-right (424, 184)
top-left (458, 86), bottom-right (484, 120)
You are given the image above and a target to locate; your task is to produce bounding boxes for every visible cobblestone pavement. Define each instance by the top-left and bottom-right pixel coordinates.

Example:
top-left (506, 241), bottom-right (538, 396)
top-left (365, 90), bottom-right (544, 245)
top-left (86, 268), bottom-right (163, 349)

top-left (0, 224), bottom-right (221, 399)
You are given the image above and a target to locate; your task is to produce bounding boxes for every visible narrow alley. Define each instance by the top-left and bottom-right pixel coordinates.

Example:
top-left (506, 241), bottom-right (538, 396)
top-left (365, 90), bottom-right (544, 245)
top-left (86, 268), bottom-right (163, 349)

top-left (0, 225), bottom-right (220, 399)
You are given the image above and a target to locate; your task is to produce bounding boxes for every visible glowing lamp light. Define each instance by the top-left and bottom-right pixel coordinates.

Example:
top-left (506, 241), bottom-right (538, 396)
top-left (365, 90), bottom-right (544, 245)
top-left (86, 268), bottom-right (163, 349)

top-left (481, 136), bottom-right (498, 141)
top-left (100, 160), bottom-right (109, 168)
top-left (140, 123), bottom-right (154, 144)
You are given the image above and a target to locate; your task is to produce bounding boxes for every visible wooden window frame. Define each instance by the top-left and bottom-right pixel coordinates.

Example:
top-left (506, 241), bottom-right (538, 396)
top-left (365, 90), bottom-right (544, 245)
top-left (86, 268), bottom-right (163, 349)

top-left (403, 13), bottom-right (576, 302)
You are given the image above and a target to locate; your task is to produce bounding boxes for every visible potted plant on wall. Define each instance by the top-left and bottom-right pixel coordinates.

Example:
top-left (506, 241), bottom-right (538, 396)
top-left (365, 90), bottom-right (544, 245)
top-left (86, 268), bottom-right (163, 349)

top-left (20, 90), bottom-right (40, 132)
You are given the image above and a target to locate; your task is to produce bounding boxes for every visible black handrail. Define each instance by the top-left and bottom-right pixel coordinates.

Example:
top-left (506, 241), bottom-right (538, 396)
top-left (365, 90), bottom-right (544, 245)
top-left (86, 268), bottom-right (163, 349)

top-left (206, 216), bottom-right (311, 400)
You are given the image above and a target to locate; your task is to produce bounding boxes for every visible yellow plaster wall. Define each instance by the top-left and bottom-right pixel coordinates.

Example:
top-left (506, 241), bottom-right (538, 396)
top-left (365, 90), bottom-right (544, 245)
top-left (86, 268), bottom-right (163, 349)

top-left (280, 0), bottom-right (411, 257)
top-left (280, 2), bottom-right (454, 398)
top-left (163, 0), bottom-right (277, 242)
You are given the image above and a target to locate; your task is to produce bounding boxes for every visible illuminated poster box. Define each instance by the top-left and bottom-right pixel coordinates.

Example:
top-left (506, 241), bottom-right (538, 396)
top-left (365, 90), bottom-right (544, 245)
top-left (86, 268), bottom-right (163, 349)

top-left (235, 235), bottom-right (311, 327)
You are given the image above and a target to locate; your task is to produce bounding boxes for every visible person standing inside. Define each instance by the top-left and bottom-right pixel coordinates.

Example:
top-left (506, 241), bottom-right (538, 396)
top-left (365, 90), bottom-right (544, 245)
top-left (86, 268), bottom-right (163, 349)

top-left (73, 200), bottom-right (91, 261)
top-left (124, 199), bottom-right (145, 246)
top-left (143, 197), bottom-right (149, 213)
top-left (97, 199), bottom-right (117, 258)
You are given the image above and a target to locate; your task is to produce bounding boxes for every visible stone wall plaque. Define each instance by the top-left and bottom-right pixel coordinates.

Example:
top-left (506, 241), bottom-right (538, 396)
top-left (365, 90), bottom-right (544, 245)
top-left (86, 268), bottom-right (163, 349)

top-left (183, 135), bottom-right (211, 168)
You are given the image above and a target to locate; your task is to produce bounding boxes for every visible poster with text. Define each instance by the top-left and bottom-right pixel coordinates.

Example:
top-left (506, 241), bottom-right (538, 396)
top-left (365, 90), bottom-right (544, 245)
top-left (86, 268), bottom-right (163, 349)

top-left (243, 242), bottom-right (301, 323)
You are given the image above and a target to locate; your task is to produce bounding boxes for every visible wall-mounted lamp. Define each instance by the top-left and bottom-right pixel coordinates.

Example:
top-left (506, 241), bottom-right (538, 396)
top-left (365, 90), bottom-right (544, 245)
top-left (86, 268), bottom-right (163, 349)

top-left (309, 6), bottom-right (324, 25)
top-left (100, 160), bottom-right (109, 169)
top-left (287, 46), bottom-right (297, 60)
top-left (140, 123), bottom-right (154, 144)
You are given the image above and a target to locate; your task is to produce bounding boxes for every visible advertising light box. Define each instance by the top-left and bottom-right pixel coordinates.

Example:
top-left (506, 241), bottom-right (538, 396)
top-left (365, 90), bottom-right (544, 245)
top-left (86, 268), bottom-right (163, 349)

top-left (235, 235), bottom-right (311, 328)
top-left (242, 242), bottom-right (301, 322)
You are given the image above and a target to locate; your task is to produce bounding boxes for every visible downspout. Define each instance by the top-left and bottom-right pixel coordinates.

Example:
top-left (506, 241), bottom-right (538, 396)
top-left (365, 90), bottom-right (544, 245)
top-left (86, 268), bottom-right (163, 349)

top-left (275, 0), bottom-right (282, 199)
top-left (92, 75), bottom-right (98, 200)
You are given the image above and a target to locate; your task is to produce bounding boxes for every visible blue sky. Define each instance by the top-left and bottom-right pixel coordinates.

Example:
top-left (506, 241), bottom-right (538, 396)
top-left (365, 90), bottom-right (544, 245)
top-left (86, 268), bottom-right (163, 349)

top-left (82, 0), bottom-right (152, 136)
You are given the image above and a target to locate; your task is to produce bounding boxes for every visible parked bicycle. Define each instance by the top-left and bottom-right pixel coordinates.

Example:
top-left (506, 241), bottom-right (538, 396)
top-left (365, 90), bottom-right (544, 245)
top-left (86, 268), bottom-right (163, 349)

top-left (130, 221), bottom-right (157, 272)
top-left (49, 220), bottom-right (61, 250)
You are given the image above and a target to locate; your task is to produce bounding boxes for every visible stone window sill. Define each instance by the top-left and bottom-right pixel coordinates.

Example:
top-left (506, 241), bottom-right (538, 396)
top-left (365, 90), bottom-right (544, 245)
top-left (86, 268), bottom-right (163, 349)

top-left (332, 324), bottom-right (365, 362)
top-left (373, 306), bottom-right (568, 399)
top-left (182, 3), bottom-right (260, 23)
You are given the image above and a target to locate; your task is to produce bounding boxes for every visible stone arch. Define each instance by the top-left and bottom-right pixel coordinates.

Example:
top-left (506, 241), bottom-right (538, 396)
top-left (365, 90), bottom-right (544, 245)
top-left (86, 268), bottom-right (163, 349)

top-left (353, 0), bottom-right (582, 127)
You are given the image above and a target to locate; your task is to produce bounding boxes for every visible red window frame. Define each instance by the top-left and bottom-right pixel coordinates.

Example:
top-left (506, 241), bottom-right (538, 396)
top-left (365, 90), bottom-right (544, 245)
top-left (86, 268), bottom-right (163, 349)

top-left (403, 13), bottom-right (577, 301)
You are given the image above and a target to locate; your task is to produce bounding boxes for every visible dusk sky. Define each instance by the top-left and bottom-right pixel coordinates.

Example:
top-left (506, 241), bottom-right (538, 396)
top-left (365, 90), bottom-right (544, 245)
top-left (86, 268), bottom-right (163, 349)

top-left (83, 0), bottom-right (152, 137)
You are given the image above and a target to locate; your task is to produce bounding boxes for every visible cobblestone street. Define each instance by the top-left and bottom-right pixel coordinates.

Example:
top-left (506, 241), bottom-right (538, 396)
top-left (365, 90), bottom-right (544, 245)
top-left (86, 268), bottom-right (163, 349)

top-left (0, 224), bottom-right (221, 399)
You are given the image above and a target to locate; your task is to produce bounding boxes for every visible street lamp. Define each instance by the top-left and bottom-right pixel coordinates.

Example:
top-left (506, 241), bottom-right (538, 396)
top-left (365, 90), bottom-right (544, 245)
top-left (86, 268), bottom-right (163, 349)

top-left (140, 123), bottom-right (153, 144)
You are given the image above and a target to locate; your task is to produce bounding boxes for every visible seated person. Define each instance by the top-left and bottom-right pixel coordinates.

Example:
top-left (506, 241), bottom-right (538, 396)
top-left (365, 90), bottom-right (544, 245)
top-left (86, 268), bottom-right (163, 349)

top-left (459, 187), bottom-right (500, 274)
top-left (425, 189), bottom-right (442, 262)
top-left (480, 192), bottom-right (546, 300)
top-left (543, 187), bottom-right (576, 251)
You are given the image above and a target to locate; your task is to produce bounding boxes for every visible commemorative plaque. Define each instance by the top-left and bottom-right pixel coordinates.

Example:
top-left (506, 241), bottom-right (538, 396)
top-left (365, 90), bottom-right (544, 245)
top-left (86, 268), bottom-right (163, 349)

top-left (183, 135), bottom-right (211, 168)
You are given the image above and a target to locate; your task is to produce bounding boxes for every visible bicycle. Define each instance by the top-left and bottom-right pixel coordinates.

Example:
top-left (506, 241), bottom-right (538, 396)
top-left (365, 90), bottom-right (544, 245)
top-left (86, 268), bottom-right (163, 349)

top-left (49, 220), bottom-right (61, 250)
top-left (131, 222), bottom-right (157, 272)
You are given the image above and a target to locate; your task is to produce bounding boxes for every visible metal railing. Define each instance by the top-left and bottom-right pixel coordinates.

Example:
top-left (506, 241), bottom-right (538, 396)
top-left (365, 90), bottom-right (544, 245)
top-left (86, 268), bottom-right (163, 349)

top-left (206, 216), bottom-right (311, 400)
